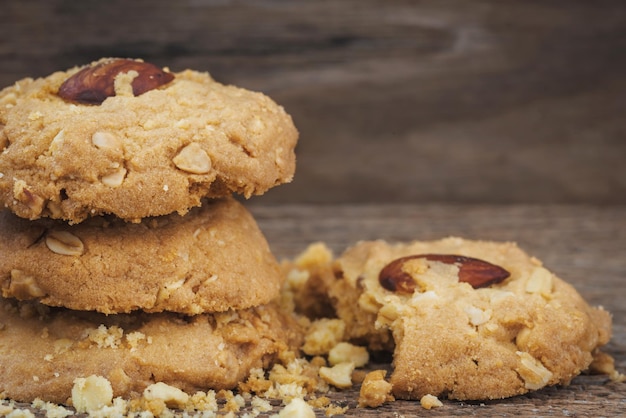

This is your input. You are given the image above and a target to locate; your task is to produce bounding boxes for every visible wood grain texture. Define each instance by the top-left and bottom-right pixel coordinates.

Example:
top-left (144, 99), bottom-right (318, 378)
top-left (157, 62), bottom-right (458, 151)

top-left (1, 1), bottom-right (625, 205)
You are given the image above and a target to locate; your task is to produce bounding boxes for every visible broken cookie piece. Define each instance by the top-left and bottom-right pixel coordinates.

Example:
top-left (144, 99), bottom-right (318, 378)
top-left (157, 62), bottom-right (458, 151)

top-left (289, 237), bottom-right (613, 400)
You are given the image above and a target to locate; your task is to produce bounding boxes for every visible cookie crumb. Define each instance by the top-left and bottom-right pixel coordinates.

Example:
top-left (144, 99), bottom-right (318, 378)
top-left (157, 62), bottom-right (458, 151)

top-left (188, 390), bottom-right (218, 412)
top-left (319, 362), bottom-right (355, 389)
top-left (6, 409), bottom-right (36, 418)
top-left (0, 401), bottom-right (16, 416)
top-left (590, 351), bottom-right (626, 382)
top-left (420, 394), bottom-right (443, 410)
top-left (31, 399), bottom-right (72, 418)
top-left (125, 331), bottom-right (147, 351)
top-left (143, 382), bottom-right (189, 409)
top-left (218, 390), bottom-right (245, 413)
top-left (277, 397), bottom-right (315, 418)
top-left (85, 324), bottom-right (123, 348)
top-left (324, 403), bottom-right (349, 416)
top-left (301, 318), bottom-right (345, 356)
top-left (358, 370), bottom-right (394, 408)
top-left (250, 396), bottom-right (272, 413)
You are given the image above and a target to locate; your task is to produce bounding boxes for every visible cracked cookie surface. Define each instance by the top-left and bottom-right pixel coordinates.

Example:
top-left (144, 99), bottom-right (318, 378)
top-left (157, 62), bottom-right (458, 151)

top-left (0, 58), bottom-right (298, 223)
top-left (290, 237), bottom-right (612, 400)
top-left (0, 197), bottom-right (282, 314)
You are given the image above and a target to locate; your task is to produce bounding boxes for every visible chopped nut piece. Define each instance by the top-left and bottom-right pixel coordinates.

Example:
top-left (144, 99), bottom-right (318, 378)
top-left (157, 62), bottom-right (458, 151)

top-left (6, 270), bottom-right (45, 299)
top-left (420, 394), bottom-right (443, 409)
top-left (516, 351), bottom-right (553, 390)
top-left (48, 130), bottom-right (65, 153)
top-left (515, 327), bottom-right (532, 350)
top-left (101, 167), bottom-right (127, 187)
top-left (525, 266), bottom-right (554, 297)
top-left (13, 180), bottom-right (45, 216)
top-left (0, 404), bottom-right (14, 416)
top-left (328, 342), bottom-right (369, 367)
top-left (319, 362), bottom-right (355, 389)
top-left (172, 143), bottom-right (212, 174)
top-left (45, 230), bottom-right (84, 256)
top-left (143, 382), bottom-right (189, 409)
top-left (53, 338), bottom-right (73, 354)
top-left (86, 325), bottom-right (123, 349)
top-left (92, 131), bottom-right (122, 150)
top-left (71, 375), bottom-right (113, 413)
top-left (464, 305), bottom-right (491, 326)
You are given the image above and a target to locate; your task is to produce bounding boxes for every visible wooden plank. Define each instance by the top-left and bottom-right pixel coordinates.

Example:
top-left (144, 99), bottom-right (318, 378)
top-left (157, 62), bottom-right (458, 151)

top-left (1, 1), bottom-right (625, 205)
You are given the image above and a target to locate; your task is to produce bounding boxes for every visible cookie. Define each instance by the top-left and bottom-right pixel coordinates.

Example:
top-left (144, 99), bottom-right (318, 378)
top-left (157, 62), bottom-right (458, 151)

top-left (0, 296), bottom-right (303, 404)
top-left (0, 197), bottom-right (282, 315)
top-left (290, 237), bottom-right (612, 400)
top-left (0, 58), bottom-right (298, 223)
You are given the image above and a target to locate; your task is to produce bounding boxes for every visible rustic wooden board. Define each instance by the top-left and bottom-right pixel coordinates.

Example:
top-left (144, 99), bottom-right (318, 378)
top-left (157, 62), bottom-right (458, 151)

top-left (1, 1), bottom-right (625, 206)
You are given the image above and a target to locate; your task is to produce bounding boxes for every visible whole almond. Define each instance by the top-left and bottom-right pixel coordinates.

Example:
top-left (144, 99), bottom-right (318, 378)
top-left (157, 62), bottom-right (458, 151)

top-left (379, 254), bottom-right (510, 293)
top-left (58, 59), bottom-right (174, 105)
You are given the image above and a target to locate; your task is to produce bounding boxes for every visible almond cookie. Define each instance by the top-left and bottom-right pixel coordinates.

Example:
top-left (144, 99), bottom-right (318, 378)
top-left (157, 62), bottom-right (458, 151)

top-left (0, 58), bottom-right (298, 223)
top-left (0, 296), bottom-right (303, 404)
top-left (0, 197), bottom-right (282, 315)
top-left (288, 237), bottom-right (612, 400)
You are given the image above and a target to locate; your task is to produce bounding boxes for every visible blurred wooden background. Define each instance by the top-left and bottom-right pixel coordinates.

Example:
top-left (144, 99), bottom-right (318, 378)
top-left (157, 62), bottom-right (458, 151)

top-left (1, 0), bottom-right (624, 205)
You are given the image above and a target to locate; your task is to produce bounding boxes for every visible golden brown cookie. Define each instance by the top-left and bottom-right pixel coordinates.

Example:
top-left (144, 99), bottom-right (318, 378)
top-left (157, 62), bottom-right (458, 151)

top-left (0, 296), bottom-right (303, 404)
top-left (0, 58), bottom-right (298, 223)
top-left (0, 197), bottom-right (282, 315)
top-left (289, 237), bottom-right (612, 400)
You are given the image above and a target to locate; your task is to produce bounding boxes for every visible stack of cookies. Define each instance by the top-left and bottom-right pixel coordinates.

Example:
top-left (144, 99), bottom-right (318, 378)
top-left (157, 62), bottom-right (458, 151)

top-left (0, 58), bottom-right (302, 405)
